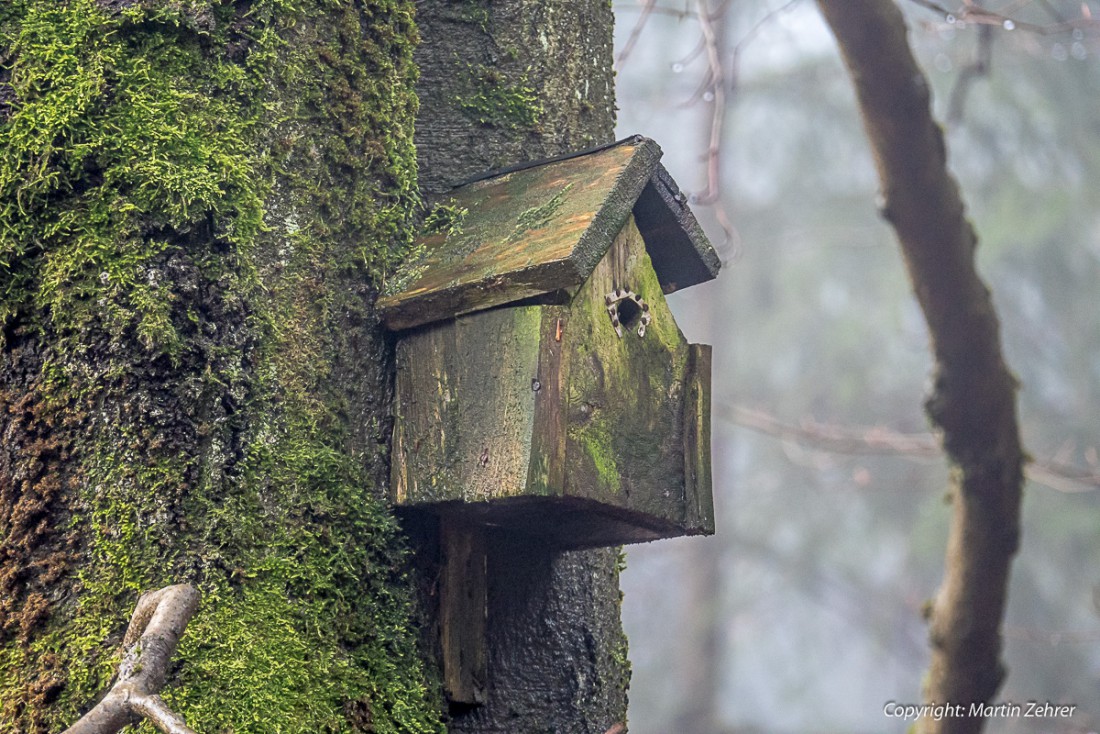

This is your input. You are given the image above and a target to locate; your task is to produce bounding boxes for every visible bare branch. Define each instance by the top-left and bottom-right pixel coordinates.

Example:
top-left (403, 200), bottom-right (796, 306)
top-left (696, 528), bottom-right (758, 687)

top-left (722, 403), bottom-right (1100, 493)
top-left (63, 584), bottom-right (200, 734)
top-left (946, 23), bottom-right (993, 124)
top-left (903, 0), bottom-right (1100, 35)
top-left (615, 0), bottom-right (659, 69)
top-left (691, 0), bottom-right (725, 207)
top-left (905, 0), bottom-right (955, 16)
top-left (723, 403), bottom-right (941, 458)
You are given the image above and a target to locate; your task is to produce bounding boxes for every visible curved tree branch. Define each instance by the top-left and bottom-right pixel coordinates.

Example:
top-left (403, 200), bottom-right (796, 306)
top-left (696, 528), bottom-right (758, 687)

top-left (814, 2), bottom-right (1025, 732)
top-left (63, 584), bottom-right (200, 734)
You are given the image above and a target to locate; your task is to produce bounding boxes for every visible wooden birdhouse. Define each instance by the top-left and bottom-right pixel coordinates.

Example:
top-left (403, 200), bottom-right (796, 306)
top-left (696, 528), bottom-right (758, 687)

top-left (379, 135), bottom-right (720, 550)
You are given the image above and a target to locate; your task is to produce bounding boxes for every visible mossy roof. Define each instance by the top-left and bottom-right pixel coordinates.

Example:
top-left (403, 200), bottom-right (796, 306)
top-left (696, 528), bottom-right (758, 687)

top-left (378, 135), bottom-right (721, 331)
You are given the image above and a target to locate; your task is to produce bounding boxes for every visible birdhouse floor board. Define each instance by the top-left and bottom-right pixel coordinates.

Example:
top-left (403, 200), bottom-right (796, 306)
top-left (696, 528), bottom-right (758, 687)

top-left (421, 495), bottom-right (700, 550)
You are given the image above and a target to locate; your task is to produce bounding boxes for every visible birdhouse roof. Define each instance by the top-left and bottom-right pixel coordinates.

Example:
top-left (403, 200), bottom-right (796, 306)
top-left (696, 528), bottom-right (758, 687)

top-left (377, 135), bottom-right (721, 331)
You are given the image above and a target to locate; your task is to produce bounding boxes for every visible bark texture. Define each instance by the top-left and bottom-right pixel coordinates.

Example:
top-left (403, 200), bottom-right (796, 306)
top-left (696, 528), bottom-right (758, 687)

top-left (0, 2), bottom-right (439, 731)
top-left (413, 2), bottom-right (630, 732)
top-left (815, 2), bottom-right (1025, 732)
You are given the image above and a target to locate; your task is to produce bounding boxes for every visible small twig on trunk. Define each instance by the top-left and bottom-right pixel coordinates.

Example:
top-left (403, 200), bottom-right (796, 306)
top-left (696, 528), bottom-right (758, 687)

top-left (63, 584), bottom-right (201, 734)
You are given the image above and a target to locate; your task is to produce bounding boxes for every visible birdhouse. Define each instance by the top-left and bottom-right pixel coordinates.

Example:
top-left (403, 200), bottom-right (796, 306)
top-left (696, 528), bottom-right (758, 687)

top-left (379, 135), bottom-right (719, 550)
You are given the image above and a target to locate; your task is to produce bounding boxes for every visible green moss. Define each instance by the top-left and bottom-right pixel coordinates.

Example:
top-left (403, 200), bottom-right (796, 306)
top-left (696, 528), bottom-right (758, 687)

top-left (454, 62), bottom-right (542, 130)
top-left (510, 183), bottom-right (572, 242)
top-left (0, 0), bottom-right (267, 356)
top-left (575, 418), bottom-right (622, 494)
top-left (422, 200), bottom-right (468, 238)
top-left (456, 2), bottom-right (490, 33)
top-left (0, 0), bottom-right (441, 731)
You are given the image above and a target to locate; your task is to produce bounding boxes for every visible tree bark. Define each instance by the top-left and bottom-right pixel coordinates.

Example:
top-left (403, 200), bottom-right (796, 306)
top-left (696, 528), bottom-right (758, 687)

top-left (815, 2), bottom-right (1025, 732)
top-left (2, 0), bottom-right (630, 732)
top-left (1, 2), bottom-right (438, 731)
top-left (412, 3), bottom-right (630, 733)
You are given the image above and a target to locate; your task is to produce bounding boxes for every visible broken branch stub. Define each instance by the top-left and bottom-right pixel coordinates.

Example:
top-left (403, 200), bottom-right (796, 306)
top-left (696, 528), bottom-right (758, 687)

top-left (63, 584), bottom-right (200, 734)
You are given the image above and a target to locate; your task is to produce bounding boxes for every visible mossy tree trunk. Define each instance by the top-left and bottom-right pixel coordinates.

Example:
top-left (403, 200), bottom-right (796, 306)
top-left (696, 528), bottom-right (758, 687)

top-left (0, 1), bottom-right (435, 731)
top-left (1, 0), bottom-right (630, 733)
top-left (412, 2), bottom-right (629, 733)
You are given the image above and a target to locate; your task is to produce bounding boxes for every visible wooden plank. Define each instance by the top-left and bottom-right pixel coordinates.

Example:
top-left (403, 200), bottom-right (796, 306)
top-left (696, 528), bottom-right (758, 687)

top-left (682, 343), bottom-right (715, 535)
top-left (632, 165), bottom-right (722, 294)
top-left (391, 307), bottom-right (543, 507)
top-left (440, 518), bottom-right (488, 705)
top-left (526, 306), bottom-right (568, 496)
top-left (378, 138), bottom-right (662, 331)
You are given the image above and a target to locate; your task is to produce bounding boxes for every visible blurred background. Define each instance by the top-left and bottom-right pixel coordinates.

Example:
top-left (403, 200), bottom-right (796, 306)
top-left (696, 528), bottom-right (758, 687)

top-left (612, 2), bottom-right (1100, 732)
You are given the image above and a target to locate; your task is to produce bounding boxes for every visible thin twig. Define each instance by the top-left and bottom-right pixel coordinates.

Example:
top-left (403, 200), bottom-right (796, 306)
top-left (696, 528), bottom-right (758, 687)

top-left (903, 0), bottom-right (1100, 35)
top-left (689, 0), bottom-right (725, 206)
top-left (616, 0), bottom-right (659, 69)
top-left (63, 585), bottom-right (201, 734)
top-left (947, 23), bottom-right (993, 124)
top-left (722, 403), bottom-right (1100, 493)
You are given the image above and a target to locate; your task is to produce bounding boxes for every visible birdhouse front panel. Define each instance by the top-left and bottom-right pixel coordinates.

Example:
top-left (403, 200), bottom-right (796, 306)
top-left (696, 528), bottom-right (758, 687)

top-left (562, 216), bottom-right (712, 536)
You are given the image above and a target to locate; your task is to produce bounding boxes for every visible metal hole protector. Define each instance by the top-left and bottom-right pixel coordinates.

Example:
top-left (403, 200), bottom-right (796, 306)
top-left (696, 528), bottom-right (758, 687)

top-left (605, 288), bottom-right (651, 338)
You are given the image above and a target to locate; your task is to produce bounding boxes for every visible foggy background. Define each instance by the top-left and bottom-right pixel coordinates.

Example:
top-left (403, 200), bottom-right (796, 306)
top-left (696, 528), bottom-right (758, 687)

top-left (612, 2), bottom-right (1100, 732)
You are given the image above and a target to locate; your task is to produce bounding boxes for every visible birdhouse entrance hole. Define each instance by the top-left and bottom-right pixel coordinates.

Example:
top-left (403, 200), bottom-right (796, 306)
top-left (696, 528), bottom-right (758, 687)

top-left (605, 289), bottom-right (651, 338)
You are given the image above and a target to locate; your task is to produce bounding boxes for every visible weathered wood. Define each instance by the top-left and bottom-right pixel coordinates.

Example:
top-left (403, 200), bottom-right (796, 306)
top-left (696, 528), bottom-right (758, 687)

top-left (377, 137), bottom-right (720, 332)
top-left (527, 306), bottom-right (569, 496)
top-left (391, 216), bottom-right (714, 548)
top-left (378, 139), bottom-right (657, 331)
top-left (683, 343), bottom-right (715, 534)
top-left (564, 216), bottom-right (691, 524)
top-left (392, 306), bottom-right (542, 506)
top-left (440, 519), bottom-right (488, 705)
top-left (633, 165), bottom-right (722, 295)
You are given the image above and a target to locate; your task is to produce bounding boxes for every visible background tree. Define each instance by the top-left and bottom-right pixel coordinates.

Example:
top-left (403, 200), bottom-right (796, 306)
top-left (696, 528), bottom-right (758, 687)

top-left (616, 1), bottom-right (1100, 733)
top-left (0, 1), bottom-right (629, 732)
top-left (818, 3), bottom-right (1025, 731)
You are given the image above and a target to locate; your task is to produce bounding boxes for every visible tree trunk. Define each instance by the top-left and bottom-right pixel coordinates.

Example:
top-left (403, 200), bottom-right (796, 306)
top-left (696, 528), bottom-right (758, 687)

top-left (413, 3), bottom-right (630, 733)
top-left (815, 2), bottom-right (1025, 732)
top-left (1, 0), bottom-right (630, 732)
top-left (2, 1), bottom-right (424, 732)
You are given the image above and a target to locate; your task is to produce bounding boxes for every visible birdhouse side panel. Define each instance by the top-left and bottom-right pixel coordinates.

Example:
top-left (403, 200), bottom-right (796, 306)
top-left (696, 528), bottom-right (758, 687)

top-left (391, 307), bottom-right (544, 507)
top-left (564, 216), bottom-right (692, 526)
top-left (683, 343), bottom-right (715, 535)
